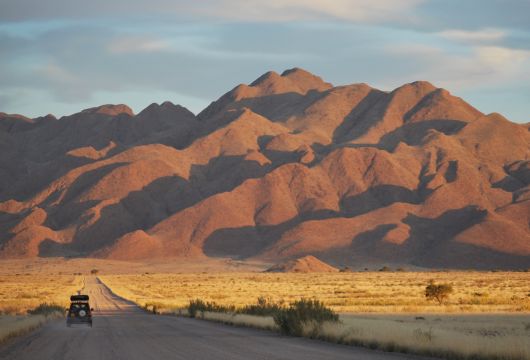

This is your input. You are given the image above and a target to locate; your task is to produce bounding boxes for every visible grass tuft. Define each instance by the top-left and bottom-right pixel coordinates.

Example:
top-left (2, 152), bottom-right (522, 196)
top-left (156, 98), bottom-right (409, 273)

top-left (27, 303), bottom-right (64, 316)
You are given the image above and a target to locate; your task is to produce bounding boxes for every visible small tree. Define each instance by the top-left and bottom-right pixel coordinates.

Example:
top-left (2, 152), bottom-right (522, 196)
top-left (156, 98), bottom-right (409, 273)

top-left (90, 269), bottom-right (99, 275)
top-left (425, 280), bottom-right (453, 304)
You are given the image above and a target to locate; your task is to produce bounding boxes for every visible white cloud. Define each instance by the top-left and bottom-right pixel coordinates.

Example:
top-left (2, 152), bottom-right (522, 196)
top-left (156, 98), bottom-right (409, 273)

top-left (105, 34), bottom-right (309, 61)
top-left (382, 42), bottom-right (530, 90)
top-left (107, 37), bottom-right (172, 54)
top-left (438, 28), bottom-right (506, 43)
top-left (191, 0), bottom-right (424, 23)
top-left (0, 0), bottom-right (425, 24)
top-left (475, 46), bottom-right (530, 67)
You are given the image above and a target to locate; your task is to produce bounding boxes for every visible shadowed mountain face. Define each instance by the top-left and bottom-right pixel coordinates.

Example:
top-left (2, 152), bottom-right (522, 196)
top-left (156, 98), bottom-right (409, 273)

top-left (1, 68), bottom-right (529, 269)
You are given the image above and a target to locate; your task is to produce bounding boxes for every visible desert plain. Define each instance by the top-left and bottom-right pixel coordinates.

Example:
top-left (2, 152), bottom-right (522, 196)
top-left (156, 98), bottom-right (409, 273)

top-left (0, 258), bottom-right (529, 360)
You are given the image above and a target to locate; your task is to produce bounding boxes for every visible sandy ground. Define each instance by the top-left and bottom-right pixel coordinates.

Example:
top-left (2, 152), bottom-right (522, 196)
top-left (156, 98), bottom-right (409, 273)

top-left (0, 258), bottom-right (268, 275)
top-left (0, 277), bottom-right (435, 360)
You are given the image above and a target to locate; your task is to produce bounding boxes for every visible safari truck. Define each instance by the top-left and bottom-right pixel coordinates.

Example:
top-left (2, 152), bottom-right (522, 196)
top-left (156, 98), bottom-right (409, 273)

top-left (67, 294), bottom-right (93, 327)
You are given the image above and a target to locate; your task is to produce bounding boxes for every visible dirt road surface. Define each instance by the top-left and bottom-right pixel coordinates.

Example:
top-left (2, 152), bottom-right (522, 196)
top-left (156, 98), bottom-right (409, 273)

top-left (0, 277), bottom-right (432, 360)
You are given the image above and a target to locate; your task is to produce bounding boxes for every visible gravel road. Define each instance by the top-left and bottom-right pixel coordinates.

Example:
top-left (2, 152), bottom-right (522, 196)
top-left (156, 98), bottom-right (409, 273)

top-left (0, 277), bottom-right (434, 360)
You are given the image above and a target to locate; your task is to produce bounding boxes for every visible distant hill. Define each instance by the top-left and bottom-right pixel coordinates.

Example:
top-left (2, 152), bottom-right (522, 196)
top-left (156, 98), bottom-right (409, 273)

top-left (1, 68), bottom-right (529, 269)
top-left (266, 255), bottom-right (339, 273)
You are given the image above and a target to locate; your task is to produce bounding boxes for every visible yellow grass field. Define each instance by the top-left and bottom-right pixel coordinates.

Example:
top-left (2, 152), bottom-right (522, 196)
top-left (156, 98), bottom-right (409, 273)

top-left (100, 271), bottom-right (530, 360)
top-left (0, 273), bottom-right (81, 345)
top-left (0, 266), bottom-right (528, 359)
top-left (100, 271), bottom-right (530, 313)
top-left (0, 274), bottom-right (83, 315)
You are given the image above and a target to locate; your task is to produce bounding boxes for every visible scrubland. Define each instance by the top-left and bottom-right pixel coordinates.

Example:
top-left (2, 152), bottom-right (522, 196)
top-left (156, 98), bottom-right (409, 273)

top-left (101, 271), bottom-right (530, 313)
top-left (0, 274), bottom-right (83, 315)
top-left (194, 311), bottom-right (530, 360)
top-left (0, 274), bottom-right (82, 343)
top-left (101, 271), bottom-right (530, 360)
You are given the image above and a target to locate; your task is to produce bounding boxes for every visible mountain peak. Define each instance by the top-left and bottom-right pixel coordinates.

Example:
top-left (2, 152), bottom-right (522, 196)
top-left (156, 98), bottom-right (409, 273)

top-left (281, 67), bottom-right (333, 91)
top-left (280, 67), bottom-right (308, 77)
top-left (81, 104), bottom-right (134, 117)
top-left (401, 81), bottom-right (437, 94)
top-left (250, 71), bottom-right (282, 87)
top-left (247, 68), bottom-right (332, 96)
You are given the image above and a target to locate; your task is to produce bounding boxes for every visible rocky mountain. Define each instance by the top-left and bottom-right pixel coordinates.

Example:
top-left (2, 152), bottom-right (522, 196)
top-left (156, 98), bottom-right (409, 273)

top-left (1, 68), bottom-right (529, 269)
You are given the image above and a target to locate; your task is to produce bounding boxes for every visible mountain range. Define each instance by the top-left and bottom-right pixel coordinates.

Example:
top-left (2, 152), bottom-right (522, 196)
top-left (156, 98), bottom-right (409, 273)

top-left (1, 68), bottom-right (529, 269)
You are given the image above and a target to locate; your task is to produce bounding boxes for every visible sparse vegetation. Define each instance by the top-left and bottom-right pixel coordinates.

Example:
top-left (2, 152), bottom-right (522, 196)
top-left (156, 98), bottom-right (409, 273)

top-left (425, 280), bottom-right (453, 305)
top-left (0, 315), bottom-right (48, 344)
top-left (100, 270), bottom-right (530, 360)
top-left (189, 297), bottom-right (338, 337)
top-left (1, 303), bottom-right (65, 344)
top-left (90, 269), bottom-right (99, 275)
top-left (240, 296), bottom-right (282, 317)
top-left (98, 271), bottom-right (530, 359)
top-left (188, 299), bottom-right (235, 318)
top-left (101, 271), bottom-right (530, 313)
top-left (0, 274), bottom-right (83, 315)
top-left (273, 299), bottom-right (338, 336)
top-left (319, 315), bottom-right (530, 360)
top-left (0, 274), bottom-right (81, 344)
top-left (27, 303), bottom-right (64, 316)
top-left (158, 298), bottom-right (530, 360)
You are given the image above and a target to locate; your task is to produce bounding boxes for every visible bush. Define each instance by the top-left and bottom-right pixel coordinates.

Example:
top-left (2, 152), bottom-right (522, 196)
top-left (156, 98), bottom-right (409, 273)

top-left (186, 297), bottom-right (338, 337)
top-left (27, 303), bottom-right (64, 316)
top-left (240, 296), bottom-right (283, 316)
top-left (90, 269), bottom-right (99, 275)
top-left (425, 280), bottom-right (453, 304)
top-left (188, 299), bottom-right (235, 318)
top-left (378, 266), bottom-right (391, 272)
top-left (273, 299), bottom-right (338, 336)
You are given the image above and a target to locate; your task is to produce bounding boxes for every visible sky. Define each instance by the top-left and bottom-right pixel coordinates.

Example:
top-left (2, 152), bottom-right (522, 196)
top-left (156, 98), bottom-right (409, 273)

top-left (0, 0), bottom-right (529, 122)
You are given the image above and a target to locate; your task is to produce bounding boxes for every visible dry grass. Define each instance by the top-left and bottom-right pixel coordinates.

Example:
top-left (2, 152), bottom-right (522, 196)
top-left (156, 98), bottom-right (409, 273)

top-left (100, 271), bottom-right (530, 313)
top-left (0, 274), bottom-right (83, 315)
top-left (319, 314), bottom-right (530, 360)
top-left (100, 271), bottom-right (530, 359)
top-left (199, 311), bottom-right (277, 331)
top-left (0, 313), bottom-right (63, 344)
top-left (0, 272), bottom-right (82, 344)
top-left (162, 310), bottom-right (530, 360)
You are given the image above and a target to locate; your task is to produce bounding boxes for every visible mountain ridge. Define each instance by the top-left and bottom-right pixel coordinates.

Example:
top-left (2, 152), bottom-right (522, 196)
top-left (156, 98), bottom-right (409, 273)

top-left (1, 68), bottom-right (529, 269)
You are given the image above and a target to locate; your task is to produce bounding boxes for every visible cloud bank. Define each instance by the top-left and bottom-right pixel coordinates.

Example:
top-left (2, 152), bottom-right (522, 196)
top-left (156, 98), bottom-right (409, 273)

top-left (0, 0), bottom-right (528, 121)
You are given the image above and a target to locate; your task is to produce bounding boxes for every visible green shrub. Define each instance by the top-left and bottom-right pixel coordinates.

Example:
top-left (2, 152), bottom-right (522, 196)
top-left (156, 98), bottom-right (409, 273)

top-left (273, 299), bottom-right (338, 336)
top-left (27, 303), bottom-right (64, 316)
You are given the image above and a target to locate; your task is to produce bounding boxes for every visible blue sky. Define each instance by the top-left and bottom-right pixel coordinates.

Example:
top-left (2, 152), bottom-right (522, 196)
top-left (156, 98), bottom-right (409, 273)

top-left (0, 0), bottom-right (529, 122)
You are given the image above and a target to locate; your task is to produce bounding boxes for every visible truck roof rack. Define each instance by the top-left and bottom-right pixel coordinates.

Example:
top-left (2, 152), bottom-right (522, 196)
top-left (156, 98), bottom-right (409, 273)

top-left (70, 294), bottom-right (89, 301)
